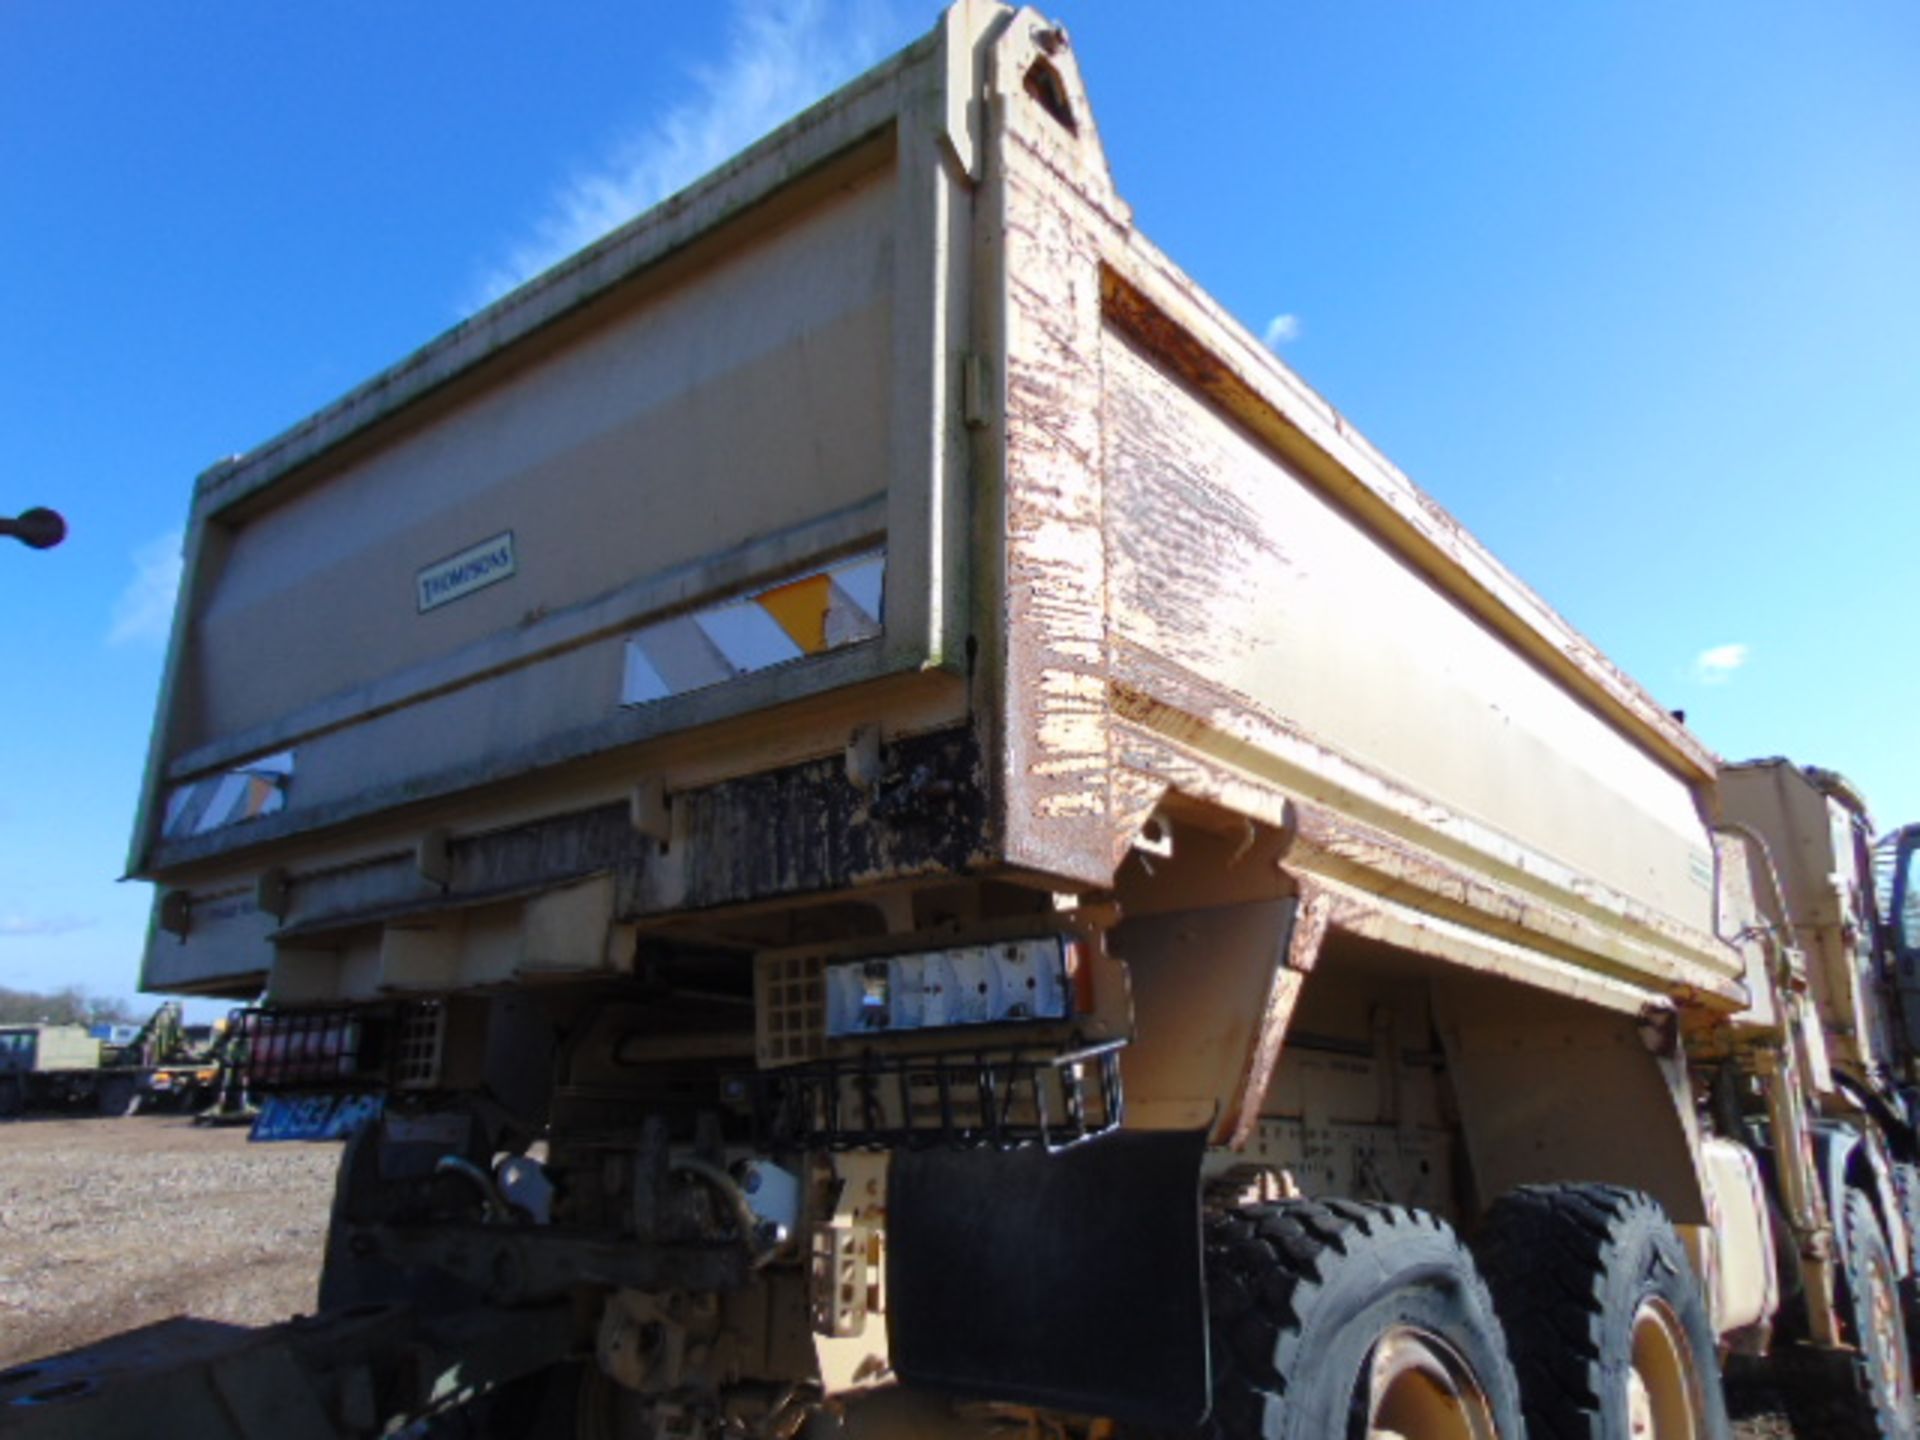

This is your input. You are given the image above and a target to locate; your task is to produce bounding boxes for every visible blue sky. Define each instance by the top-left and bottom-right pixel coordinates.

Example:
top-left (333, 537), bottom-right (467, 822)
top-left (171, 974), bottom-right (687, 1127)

top-left (2, 1), bottom-right (1916, 1013)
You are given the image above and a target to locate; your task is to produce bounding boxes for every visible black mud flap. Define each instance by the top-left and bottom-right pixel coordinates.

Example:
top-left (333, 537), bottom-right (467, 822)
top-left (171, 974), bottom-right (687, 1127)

top-left (887, 1128), bottom-right (1209, 1427)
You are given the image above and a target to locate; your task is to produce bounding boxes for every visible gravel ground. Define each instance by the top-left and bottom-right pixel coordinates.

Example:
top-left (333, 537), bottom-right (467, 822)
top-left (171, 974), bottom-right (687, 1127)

top-left (0, 1114), bottom-right (336, 1368)
top-left (0, 1114), bottom-right (1850, 1435)
top-left (1725, 1376), bottom-right (1799, 1439)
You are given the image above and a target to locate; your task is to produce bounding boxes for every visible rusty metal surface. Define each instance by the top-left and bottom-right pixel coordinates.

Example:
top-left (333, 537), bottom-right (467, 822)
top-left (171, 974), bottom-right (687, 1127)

top-left (1096, 324), bottom-right (1720, 940)
top-left (1103, 643), bottom-right (1743, 1005)
top-left (1229, 881), bottom-right (1330, 1148)
top-left (651, 726), bottom-right (992, 913)
top-left (977, 13), bottom-right (1733, 1034)
top-left (992, 57), bottom-right (1116, 889)
top-left (1097, 260), bottom-right (1717, 788)
top-left (215, 727), bottom-right (993, 950)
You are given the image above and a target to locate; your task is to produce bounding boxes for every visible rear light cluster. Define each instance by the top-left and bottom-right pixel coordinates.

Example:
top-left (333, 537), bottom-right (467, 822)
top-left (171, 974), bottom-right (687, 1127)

top-left (822, 936), bottom-right (1078, 1039)
top-left (238, 1008), bottom-right (372, 1089)
top-left (235, 1005), bottom-right (443, 1091)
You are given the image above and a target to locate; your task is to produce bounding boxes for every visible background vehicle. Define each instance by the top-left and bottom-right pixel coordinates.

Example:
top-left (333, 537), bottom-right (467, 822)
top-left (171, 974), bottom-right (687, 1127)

top-left (0, 1004), bottom-right (199, 1119)
top-left (0, 1021), bottom-right (145, 1118)
top-left (6, 6), bottom-right (1918, 1438)
top-left (134, 1014), bottom-right (239, 1115)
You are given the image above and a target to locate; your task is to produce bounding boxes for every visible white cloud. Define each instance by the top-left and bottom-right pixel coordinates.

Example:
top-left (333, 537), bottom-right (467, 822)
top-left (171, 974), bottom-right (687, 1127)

top-left (1692, 642), bottom-right (1750, 685)
top-left (469, 0), bottom-right (912, 310)
top-left (1262, 313), bottom-right (1302, 349)
top-left (0, 914), bottom-right (94, 939)
top-left (108, 528), bottom-right (183, 646)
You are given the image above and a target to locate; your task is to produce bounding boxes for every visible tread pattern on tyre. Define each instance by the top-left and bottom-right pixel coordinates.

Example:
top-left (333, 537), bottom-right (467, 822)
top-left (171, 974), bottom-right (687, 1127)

top-left (1202, 1198), bottom-right (1510, 1439)
top-left (1893, 1161), bottom-right (1920, 1363)
top-left (1776, 1186), bottom-right (1913, 1440)
top-left (1474, 1182), bottom-right (1730, 1440)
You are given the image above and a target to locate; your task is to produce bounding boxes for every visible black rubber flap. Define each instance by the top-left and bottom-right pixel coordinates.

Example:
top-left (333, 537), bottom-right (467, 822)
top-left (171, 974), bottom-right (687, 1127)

top-left (886, 1128), bottom-right (1209, 1426)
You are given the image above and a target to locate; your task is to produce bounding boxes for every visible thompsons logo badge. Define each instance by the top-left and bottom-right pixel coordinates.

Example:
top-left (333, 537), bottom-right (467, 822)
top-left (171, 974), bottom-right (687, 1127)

top-left (417, 532), bottom-right (516, 612)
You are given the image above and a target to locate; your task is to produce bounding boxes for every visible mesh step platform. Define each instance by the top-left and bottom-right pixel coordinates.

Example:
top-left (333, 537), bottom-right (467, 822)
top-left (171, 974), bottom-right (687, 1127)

top-left (751, 1040), bottom-right (1124, 1153)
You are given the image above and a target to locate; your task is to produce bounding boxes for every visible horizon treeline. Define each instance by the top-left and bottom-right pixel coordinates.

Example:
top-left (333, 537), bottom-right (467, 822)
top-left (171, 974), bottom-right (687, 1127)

top-left (0, 985), bottom-right (144, 1028)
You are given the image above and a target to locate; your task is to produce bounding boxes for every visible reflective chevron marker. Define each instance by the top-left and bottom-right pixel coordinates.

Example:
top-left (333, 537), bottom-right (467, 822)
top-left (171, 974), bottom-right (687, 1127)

top-left (621, 551), bottom-right (884, 707)
top-left (162, 751), bottom-right (294, 841)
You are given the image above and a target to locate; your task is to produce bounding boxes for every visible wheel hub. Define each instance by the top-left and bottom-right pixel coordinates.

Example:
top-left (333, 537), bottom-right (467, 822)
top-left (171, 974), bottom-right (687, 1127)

top-left (1625, 1297), bottom-right (1701, 1440)
top-left (1364, 1324), bottom-right (1500, 1440)
top-left (1862, 1238), bottom-right (1911, 1416)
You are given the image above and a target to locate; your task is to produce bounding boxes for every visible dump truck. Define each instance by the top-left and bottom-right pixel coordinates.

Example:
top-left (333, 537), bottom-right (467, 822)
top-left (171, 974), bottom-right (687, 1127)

top-left (10, 5), bottom-right (1920, 1437)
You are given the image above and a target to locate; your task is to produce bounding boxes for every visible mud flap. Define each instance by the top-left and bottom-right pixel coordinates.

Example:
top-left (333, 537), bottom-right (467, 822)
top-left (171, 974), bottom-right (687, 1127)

top-left (887, 1127), bottom-right (1209, 1426)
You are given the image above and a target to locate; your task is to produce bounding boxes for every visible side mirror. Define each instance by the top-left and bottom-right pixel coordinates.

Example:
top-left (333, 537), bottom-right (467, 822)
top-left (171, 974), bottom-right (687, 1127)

top-left (1890, 825), bottom-right (1920, 969)
top-left (1, 507), bottom-right (66, 550)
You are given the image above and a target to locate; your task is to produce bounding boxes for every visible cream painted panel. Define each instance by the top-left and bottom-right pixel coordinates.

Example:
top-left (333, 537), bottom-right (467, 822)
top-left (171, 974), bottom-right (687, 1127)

top-left (283, 635), bottom-right (623, 817)
top-left (1102, 326), bottom-right (1715, 936)
top-left (192, 166), bottom-right (897, 745)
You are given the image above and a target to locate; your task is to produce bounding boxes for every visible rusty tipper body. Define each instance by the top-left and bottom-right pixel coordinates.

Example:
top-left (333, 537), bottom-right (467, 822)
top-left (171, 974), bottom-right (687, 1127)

top-left (73, 6), bottom-right (1920, 1439)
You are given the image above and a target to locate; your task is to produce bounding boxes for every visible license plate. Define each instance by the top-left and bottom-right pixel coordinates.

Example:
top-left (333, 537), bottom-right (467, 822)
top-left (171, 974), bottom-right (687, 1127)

top-left (250, 1092), bottom-right (384, 1142)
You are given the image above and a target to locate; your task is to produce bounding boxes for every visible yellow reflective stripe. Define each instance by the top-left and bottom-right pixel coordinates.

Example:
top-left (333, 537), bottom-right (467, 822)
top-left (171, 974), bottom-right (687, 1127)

top-left (756, 572), bottom-right (834, 655)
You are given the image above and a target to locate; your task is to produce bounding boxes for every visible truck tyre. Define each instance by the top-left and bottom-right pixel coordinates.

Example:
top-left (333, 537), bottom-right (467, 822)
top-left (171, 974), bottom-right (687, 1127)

top-left (1201, 1199), bottom-right (1523, 1439)
top-left (95, 1075), bottom-right (138, 1117)
top-left (417, 1362), bottom-right (586, 1438)
top-left (1779, 1186), bottom-right (1915, 1440)
top-left (1893, 1161), bottom-right (1920, 1367)
top-left (0, 1077), bottom-right (20, 1120)
top-left (1473, 1184), bottom-right (1728, 1440)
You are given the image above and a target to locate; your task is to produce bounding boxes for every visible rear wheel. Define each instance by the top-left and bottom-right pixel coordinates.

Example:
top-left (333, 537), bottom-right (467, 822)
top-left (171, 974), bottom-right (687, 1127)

top-left (415, 1362), bottom-right (589, 1438)
top-left (1892, 1161), bottom-right (1920, 1368)
top-left (95, 1075), bottom-right (138, 1117)
top-left (1474, 1183), bottom-right (1729, 1440)
top-left (1202, 1199), bottom-right (1522, 1439)
top-left (1779, 1186), bottom-right (1915, 1439)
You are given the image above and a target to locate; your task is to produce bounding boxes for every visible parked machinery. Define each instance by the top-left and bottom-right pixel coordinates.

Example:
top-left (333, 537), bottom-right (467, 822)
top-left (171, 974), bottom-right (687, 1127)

top-left (0, 1024), bottom-right (141, 1118)
top-left (0, 1004), bottom-right (194, 1119)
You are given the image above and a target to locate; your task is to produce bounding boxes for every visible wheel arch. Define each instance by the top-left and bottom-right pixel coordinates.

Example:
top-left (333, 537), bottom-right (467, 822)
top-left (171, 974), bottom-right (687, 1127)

top-left (1815, 1119), bottom-right (1911, 1281)
top-left (1434, 974), bottom-right (1711, 1227)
